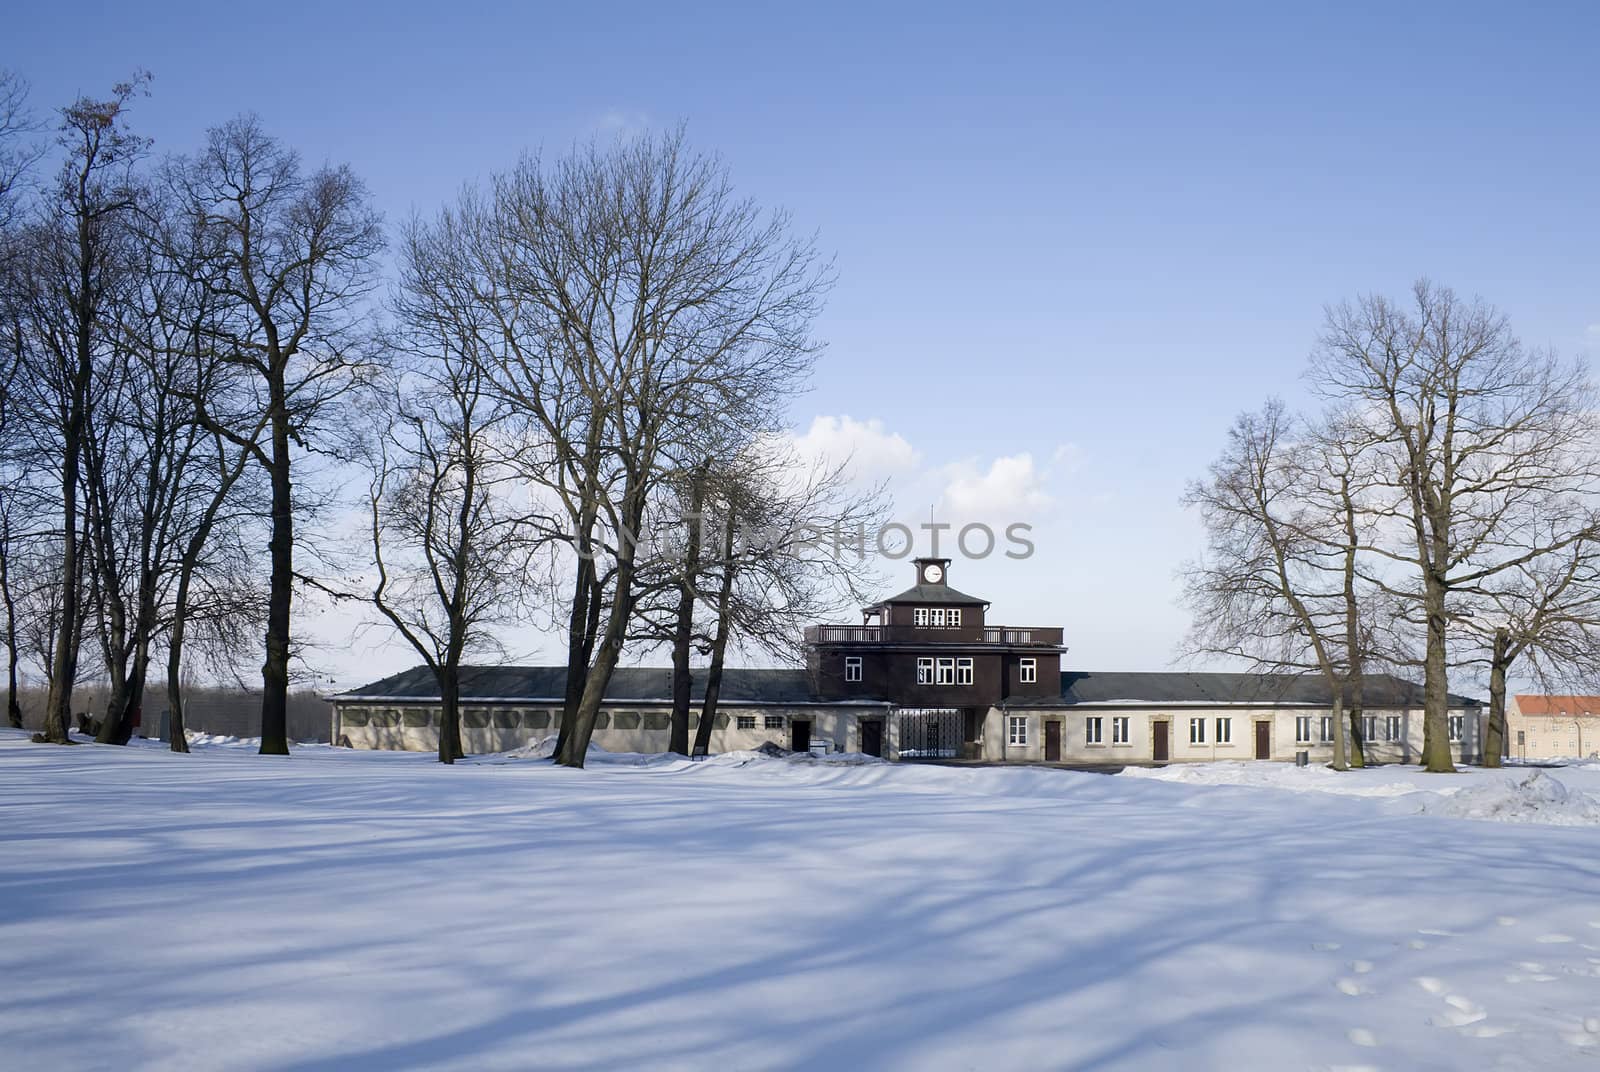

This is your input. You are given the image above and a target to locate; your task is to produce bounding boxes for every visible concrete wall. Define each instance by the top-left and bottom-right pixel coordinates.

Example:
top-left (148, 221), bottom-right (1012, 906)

top-left (335, 700), bottom-right (1485, 765)
top-left (333, 702), bottom-right (894, 757)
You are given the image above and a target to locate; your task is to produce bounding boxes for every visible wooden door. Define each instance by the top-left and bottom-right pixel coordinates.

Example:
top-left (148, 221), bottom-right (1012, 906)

top-left (1254, 720), bottom-right (1271, 759)
top-left (1152, 721), bottom-right (1169, 762)
top-left (860, 719), bottom-right (883, 758)
top-left (791, 720), bottom-right (812, 753)
top-left (1044, 720), bottom-right (1062, 762)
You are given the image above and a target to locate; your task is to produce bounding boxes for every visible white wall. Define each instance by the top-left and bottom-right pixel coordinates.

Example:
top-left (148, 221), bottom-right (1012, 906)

top-left (991, 706), bottom-right (1483, 765)
top-left (335, 701), bottom-right (1484, 765)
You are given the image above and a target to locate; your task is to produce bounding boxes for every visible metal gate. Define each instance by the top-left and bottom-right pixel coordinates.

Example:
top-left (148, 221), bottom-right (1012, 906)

top-left (895, 707), bottom-right (962, 759)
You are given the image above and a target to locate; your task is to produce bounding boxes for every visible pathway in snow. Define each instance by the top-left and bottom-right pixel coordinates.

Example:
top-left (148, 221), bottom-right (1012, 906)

top-left (2, 730), bottom-right (1599, 1071)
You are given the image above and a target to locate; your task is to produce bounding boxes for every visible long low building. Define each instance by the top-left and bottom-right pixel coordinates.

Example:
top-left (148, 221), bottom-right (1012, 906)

top-left (332, 557), bottom-right (1485, 765)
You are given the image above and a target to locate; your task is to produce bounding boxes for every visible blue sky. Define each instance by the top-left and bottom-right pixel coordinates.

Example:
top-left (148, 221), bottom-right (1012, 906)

top-left (8, 2), bottom-right (1599, 684)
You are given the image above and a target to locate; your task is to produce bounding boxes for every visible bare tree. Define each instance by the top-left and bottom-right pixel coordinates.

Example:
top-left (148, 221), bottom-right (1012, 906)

top-left (0, 70), bottom-right (43, 232)
top-left (1311, 281), bottom-right (1600, 772)
top-left (169, 115), bottom-right (383, 755)
top-left (1453, 516), bottom-right (1600, 767)
top-left (363, 215), bottom-right (531, 764)
top-left (688, 449), bottom-right (885, 757)
top-left (1183, 400), bottom-right (1371, 769)
top-left (433, 128), bottom-right (831, 769)
top-left (10, 76), bottom-right (149, 744)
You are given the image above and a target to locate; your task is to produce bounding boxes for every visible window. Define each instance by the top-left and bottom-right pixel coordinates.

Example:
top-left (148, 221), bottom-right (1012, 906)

top-left (1215, 717), bottom-right (1233, 744)
top-left (1020, 658), bottom-right (1037, 684)
top-left (1295, 716), bottom-right (1313, 744)
top-left (1190, 717), bottom-right (1206, 744)
top-left (917, 657), bottom-right (934, 685)
top-left (736, 715), bottom-right (755, 730)
top-left (1008, 716), bottom-right (1028, 746)
top-left (1112, 716), bottom-right (1130, 744)
top-left (914, 607), bottom-right (929, 626)
top-left (1386, 715), bottom-right (1402, 741)
top-left (930, 608), bottom-right (947, 627)
top-left (1448, 714), bottom-right (1464, 742)
top-left (956, 657), bottom-right (974, 685)
top-left (948, 608), bottom-right (962, 627)
top-left (844, 656), bottom-right (862, 682)
top-left (1320, 715), bottom-right (1334, 743)
top-left (1363, 715), bottom-right (1378, 741)
top-left (1085, 716), bottom-right (1103, 745)
top-left (936, 657), bottom-right (957, 685)
top-left (764, 715), bottom-right (784, 730)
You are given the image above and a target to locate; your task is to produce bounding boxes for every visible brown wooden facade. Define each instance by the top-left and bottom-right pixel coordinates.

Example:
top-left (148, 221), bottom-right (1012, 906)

top-left (804, 558), bottom-right (1066, 753)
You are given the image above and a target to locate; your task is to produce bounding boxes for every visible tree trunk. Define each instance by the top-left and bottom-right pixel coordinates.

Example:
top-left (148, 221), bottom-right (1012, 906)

top-left (166, 612), bottom-right (191, 754)
top-left (558, 485), bottom-right (647, 769)
top-left (559, 627), bottom-right (624, 768)
top-left (1420, 578), bottom-right (1455, 772)
top-left (438, 662), bottom-right (461, 765)
top-left (1482, 627), bottom-right (1509, 769)
top-left (40, 430), bottom-right (82, 745)
top-left (259, 390), bottom-right (293, 756)
top-left (692, 512), bottom-right (738, 758)
top-left (1329, 685), bottom-right (1348, 771)
top-left (668, 467), bottom-right (707, 755)
top-left (553, 557), bottom-right (599, 761)
top-left (3, 552), bottom-right (19, 730)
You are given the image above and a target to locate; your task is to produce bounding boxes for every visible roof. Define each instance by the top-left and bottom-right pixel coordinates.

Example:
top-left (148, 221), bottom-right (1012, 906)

top-left (865, 582), bottom-right (990, 609)
top-left (1051, 671), bottom-right (1481, 709)
top-left (338, 665), bottom-right (827, 706)
top-left (1513, 695), bottom-right (1600, 717)
top-left (340, 664), bottom-right (1478, 710)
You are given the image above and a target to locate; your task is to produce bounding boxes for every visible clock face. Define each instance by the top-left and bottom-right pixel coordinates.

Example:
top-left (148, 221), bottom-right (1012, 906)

top-left (924, 564), bottom-right (943, 583)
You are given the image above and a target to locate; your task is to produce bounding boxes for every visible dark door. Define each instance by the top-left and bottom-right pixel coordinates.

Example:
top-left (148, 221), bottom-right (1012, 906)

top-left (1255, 720), bottom-right (1271, 759)
top-left (791, 720), bottom-right (812, 753)
top-left (1044, 720), bottom-right (1062, 762)
top-left (1152, 721), bottom-right (1169, 762)
top-left (860, 719), bottom-right (883, 758)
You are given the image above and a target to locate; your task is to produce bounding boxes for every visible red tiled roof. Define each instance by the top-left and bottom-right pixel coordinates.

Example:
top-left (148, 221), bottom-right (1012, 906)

top-left (1514, 695), bottom-right (1600, 717)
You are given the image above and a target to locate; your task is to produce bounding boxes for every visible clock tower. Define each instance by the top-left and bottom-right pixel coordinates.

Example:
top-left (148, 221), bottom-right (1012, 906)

top-left (915, 557), bottom-right (950, 586)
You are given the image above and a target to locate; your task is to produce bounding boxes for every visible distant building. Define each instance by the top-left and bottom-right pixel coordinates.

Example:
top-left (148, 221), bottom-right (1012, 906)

top-left (1507, 696), bottom-right (1600, 760)
top-left (332, 558), bottom-right (1484, 765)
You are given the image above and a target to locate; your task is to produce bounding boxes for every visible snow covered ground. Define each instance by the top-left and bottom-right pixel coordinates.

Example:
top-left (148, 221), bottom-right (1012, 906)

top-left (3, 730), bottom-right (1600, 1071)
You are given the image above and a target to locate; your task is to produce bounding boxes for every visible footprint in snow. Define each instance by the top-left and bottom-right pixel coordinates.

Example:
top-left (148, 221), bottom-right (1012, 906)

top-left (1497, 916), bottom-right (1518, 926)
top-left (1559, 1019), bottom-right (1600, 1048)
top-left (1419, 928), bottom-right (1457, 937)
top-left (1414, 976), bottom-right (1445, 995)
top-left (1346, 1027), bottom-right (1378, 1047)
top-left (1506, 960), bottom-right (1556, 983)
top-left (1407, 939), bottom-right (1428, 950)
top-left (1336, 978), bottom-right (1366, 996)
top-left (1429, 994), bottom-right (1487, 1028)
top-left (1351, 960), bottom-right (1373, 974)
top-left (1313, 941), bottom-right (1341, 951)
top-left (1535, 934), bottom-right (1574, 944)
top-left (1466, 1023), bottom-right (1514, 1038)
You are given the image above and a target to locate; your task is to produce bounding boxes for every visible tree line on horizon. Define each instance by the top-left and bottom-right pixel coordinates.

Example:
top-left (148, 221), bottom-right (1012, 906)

top-left (0, 70), bottom-right (880, 767)
top-left (1183, 281), bottom-right (1600, 773)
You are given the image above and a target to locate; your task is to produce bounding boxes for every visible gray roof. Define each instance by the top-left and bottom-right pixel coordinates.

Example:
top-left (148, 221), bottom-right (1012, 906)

top-left (1054, 671), bottom-right (1481, 708)
top-left (340, 665), bottom-right (1481, 709)
top-left (339, 664), bottom-right (823, 705)
top-left (866, 582), bottom-right (990, 608)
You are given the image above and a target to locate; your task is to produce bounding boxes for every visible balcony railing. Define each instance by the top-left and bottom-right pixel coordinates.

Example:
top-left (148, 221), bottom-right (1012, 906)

top-left (808, 624), bottom-right (1064, 646)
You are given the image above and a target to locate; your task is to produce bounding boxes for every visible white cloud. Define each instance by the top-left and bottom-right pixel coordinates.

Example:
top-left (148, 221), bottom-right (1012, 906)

top-left (788, 415), bottom-right (922, 482)
top-left (938, 453), bottom-right (1054, 518)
